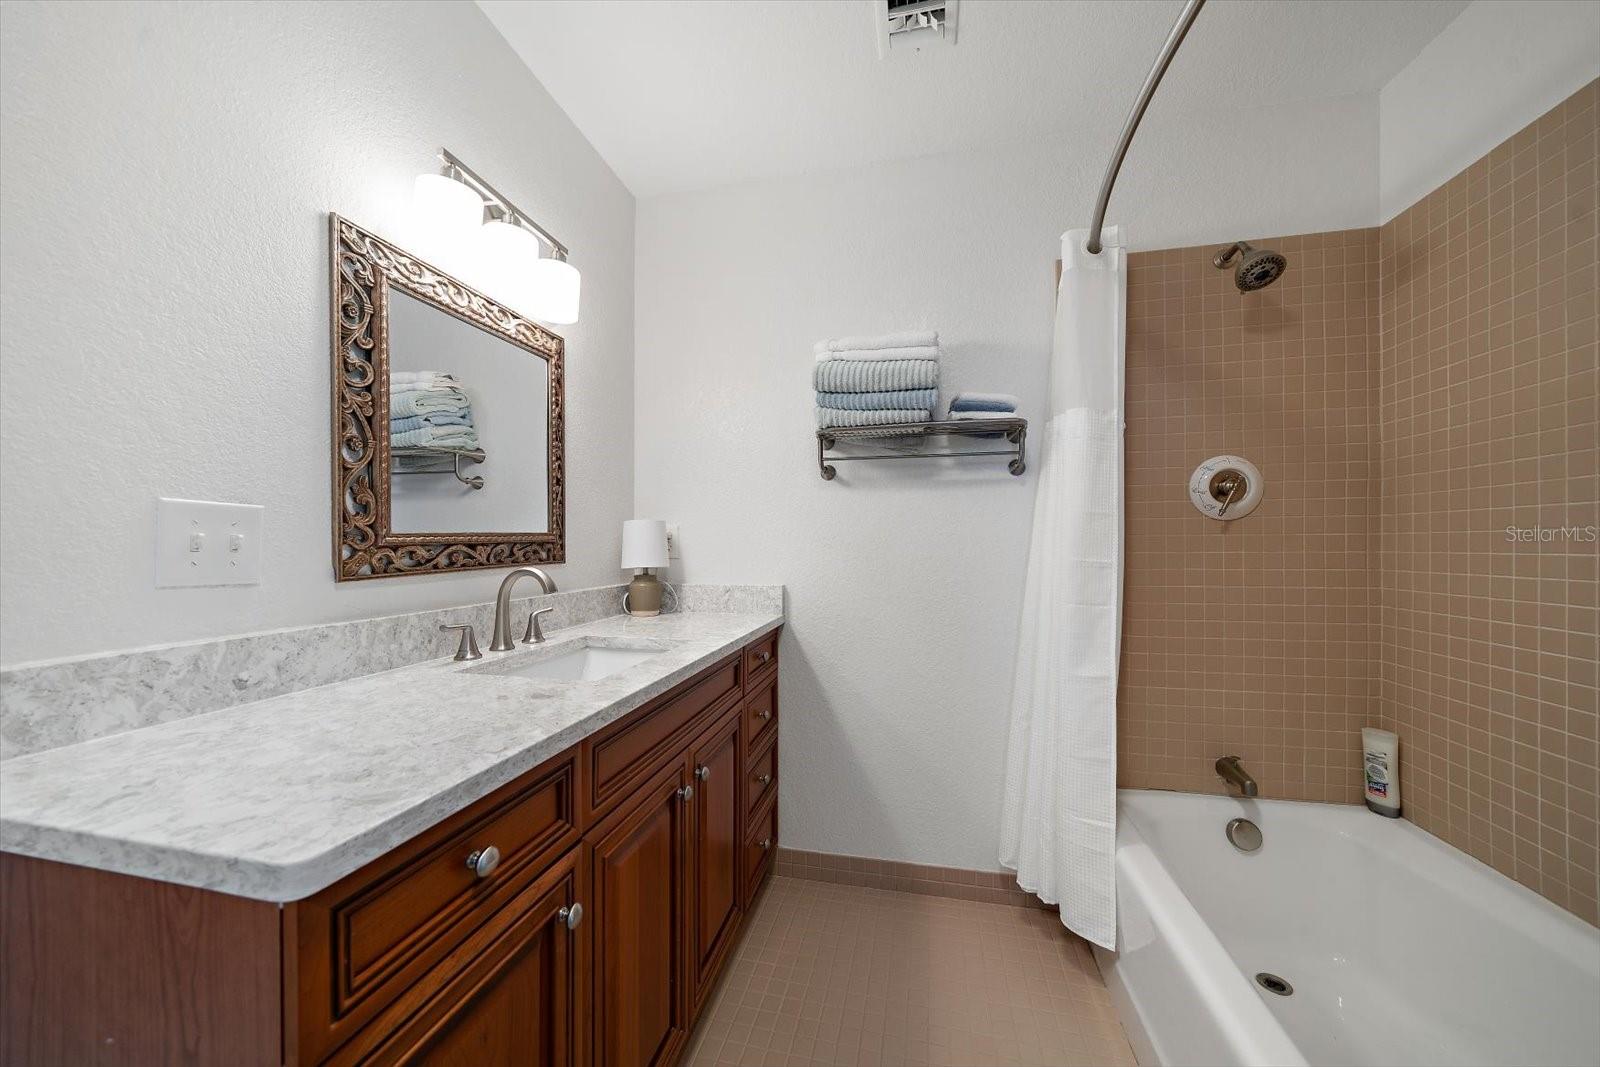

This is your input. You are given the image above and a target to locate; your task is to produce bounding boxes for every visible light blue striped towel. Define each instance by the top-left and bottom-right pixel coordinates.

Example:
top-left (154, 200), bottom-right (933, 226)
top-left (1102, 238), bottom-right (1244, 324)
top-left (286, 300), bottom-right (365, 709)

top-left (948, 392), bottom-right (1019, 413)
top-left (390, 413), bottom-right (473, 433)
top-left (813, 359), bottom-right (938, 393)
top-left (392, 425), bottom-right (480, 449)
top-left (391, 389), bottom-right (470, 418)
top-left (816, 408), bottom-right (931, 429)
top-left (813, 388), bottom-right (937, 411)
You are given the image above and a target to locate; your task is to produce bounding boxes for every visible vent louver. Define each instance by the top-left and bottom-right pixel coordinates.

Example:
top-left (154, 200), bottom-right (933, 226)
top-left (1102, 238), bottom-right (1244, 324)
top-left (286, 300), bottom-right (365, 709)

top-left (876, 0), bottom-right (958, 57)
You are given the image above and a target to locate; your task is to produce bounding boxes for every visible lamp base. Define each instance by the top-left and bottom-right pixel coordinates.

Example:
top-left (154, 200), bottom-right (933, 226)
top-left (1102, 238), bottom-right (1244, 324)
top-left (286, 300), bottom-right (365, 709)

top-left (626, 572), bottom-right (662, 617)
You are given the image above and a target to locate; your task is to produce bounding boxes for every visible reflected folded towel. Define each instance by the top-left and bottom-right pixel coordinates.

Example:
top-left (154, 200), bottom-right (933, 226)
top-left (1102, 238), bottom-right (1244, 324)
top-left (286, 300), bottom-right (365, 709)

top-left (391, 390), bottom-right (470, 418)
top-left (392, 425), bottom-right (480, 449)
top-left (813, 331), bottom-right (938, 353)
top-left (814, 345), bottom-right (940, 364)
top-left (816, 407), bottom-right (931, 429)
top-left (389, 413), bottom-right (473, 433)
top-left (814, 359), bottom-right (938, 392)
top-left (813, 388), bottom-right (937, 411)
top-left (948, 392), bottom-right (1020, 413)
top-left (390, 371), bottom-right (458, 387)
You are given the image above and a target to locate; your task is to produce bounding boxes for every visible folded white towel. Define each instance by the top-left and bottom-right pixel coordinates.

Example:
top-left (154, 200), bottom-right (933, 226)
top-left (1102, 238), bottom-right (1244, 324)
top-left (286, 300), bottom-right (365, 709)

top-left (814, 345), bottom-right (940, 364)
top-left (948, 409), bottom-right (1015, 420)
top-left (813, 331), bottom-right (938, 354)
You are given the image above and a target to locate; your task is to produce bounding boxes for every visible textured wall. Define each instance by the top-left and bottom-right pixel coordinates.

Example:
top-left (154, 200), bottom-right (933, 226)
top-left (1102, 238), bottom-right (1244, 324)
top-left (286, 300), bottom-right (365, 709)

top-left (635, 95), bottom-right (1381, 872)
top-left (1377, 81), bottom-right (1599, 924)
top-left (0, 0), bottom-right (635, 665)
top-left (1118, 230), bottom-right (1382, 803)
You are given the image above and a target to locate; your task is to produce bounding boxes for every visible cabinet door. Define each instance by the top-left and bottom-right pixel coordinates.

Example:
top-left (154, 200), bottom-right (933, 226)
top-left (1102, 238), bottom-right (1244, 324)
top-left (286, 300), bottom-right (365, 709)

top-left (688, 711), bottom-right (742, 1010)
top-left (590, 761), bottom-right (691, 1067)
top-left (350, 847), bottom-right (584, 1067)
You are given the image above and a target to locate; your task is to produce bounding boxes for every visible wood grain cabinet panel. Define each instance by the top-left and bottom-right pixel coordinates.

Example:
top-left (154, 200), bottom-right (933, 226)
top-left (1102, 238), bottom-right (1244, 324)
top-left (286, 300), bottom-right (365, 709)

top-left (746, 735), bottom-right (777, 818)
top-left (589, 761), bottom-right (692, 1067)
top-left (742, 632), bottom-right (777, 685)
top-left (741, 676), bottom-right (778, 757)
top-left (687, 711), bottom-right (742, 1011)
top-left (743, 796), bottom-right (778, 906)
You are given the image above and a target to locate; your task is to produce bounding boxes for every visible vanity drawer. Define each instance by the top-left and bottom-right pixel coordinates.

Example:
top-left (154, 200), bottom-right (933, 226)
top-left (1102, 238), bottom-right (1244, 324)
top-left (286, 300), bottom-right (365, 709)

top-left (746, 735), bottom-right (777, 816)
top-left (291, 752), bottom-right (580, 1064)
top-left (583, 653), bottom-right (742, 820)
top-left (743, 630), bottom-right (778, 683)
top-left (743, 796), bottom-right (777, 902)
top-left (742, 675), bottom-right (778, 753)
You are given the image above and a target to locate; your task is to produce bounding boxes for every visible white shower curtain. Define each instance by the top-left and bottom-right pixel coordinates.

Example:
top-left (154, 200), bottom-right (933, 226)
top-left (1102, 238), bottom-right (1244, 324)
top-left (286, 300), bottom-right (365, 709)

top-left (999, 225), bottom-right (1125, 950)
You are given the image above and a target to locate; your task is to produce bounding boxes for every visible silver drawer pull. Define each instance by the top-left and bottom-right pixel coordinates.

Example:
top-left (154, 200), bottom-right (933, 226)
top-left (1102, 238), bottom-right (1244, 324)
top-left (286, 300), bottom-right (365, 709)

top-left (695, 765), bottom-right (711, 781)
top-left (757, 708), bottom-right (772, 721)
top-left (677, 784), bottom-right (694, 802)
top-left (758, 838), bottom-right (772, 851)
top-left (755, 773), bottom-right (772, 786)
top-left (754, 649), bottom-right (771, 664)
top-left (466, 846), bottom-right (500, 879)
top-left (557, 902), bottom-right (583, 930)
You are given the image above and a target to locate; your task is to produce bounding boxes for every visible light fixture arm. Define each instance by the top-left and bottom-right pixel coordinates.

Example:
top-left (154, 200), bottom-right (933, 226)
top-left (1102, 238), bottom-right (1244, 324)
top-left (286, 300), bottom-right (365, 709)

top-left (439, 148), bottom-right (570, 262)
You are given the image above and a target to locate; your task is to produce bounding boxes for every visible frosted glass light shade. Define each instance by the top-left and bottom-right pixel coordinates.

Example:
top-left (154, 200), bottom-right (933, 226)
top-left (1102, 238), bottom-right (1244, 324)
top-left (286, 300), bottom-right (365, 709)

top-left (411, 174), bottom-right (483, 262)
top-left (473, 218), bottom-right (543, 308)
top-left (621, 519), bottom-right (669, 570)
top-left (527, 257), bottom-right (581, 325)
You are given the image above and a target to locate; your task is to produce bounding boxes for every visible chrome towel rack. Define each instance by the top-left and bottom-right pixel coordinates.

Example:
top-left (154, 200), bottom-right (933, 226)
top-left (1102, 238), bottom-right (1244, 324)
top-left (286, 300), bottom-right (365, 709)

top-left (816, 418), bottom-right (1027, 480)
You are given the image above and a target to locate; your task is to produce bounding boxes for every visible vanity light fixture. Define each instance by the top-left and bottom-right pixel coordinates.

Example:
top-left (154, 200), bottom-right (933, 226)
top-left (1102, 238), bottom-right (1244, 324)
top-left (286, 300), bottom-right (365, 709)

top-left (412, 149), bottom-right (581, 325)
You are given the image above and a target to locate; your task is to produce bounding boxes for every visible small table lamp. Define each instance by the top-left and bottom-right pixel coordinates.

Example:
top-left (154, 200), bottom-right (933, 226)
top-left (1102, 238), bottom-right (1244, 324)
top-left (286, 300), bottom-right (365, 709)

top-left (622, 519), bottom-right (670, 617)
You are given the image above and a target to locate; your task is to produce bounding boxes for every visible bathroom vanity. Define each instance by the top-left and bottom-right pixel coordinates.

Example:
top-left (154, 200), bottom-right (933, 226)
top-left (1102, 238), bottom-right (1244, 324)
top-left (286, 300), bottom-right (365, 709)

top-left (0, 612), bottom-right (782, 1066)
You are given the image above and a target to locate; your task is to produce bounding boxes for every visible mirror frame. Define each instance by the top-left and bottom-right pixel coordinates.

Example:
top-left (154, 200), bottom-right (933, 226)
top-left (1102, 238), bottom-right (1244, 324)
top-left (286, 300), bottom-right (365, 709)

top-left (330, 214), bottom-right (565, 581)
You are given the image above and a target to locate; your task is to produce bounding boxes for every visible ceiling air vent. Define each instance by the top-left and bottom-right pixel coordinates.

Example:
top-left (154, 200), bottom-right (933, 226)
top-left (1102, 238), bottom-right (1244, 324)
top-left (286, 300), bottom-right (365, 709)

top-left (875, 0), bottom-right (958, 58)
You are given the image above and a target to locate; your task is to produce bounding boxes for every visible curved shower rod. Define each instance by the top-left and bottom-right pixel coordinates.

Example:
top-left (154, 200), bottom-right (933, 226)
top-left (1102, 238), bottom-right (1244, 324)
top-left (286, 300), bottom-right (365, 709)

top-left (1084, 0), bottom-right (1207, 255)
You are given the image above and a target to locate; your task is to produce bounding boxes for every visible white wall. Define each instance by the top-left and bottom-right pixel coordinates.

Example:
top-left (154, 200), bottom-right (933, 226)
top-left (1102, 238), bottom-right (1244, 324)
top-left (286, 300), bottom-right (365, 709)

top-left (0, 1), bottom-right (634, 665)
top-left (635, 96), bottom-right (1378, 871)
top-left (1378, 0), bottom-right (1600, 221)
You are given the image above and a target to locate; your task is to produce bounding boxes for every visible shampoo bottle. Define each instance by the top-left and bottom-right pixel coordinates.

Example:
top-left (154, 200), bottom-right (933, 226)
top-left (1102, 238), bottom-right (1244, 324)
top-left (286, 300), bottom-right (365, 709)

top-left (1362, 727), bottom-right (1401, 818)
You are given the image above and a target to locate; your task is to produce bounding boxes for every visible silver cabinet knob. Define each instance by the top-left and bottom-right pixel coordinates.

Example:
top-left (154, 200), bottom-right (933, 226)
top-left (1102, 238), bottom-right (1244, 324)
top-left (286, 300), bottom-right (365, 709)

top-left (466, 845), bottom-right (501, 878)
top-left (758, 838), bottom-right (772, 851)
top-left (757, 708), bottom-right (772, 721)
top-left (695, 765), bottom-right (711, 781)
top-left (557, 902), bottom-right (583, 930)
top-left (677, 784), bottom-right (694, 802)
top-left (754, 649), bottom-right (772, 664)
top-left (754, 773), bottom-right (772, 786)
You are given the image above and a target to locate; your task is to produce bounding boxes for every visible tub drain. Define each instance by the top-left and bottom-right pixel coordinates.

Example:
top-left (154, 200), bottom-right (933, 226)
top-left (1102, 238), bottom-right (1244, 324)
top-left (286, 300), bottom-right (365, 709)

top-left (1255, 972), bottom-right (1293, 996)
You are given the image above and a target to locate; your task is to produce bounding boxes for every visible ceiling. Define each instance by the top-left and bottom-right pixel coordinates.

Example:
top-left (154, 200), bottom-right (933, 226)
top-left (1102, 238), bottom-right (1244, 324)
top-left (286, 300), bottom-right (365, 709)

top-left (477, 0), bottom-right (1469, 198)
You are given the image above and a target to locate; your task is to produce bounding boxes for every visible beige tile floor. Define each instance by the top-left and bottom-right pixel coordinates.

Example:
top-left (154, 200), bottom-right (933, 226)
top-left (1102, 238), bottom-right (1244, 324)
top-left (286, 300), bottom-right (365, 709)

top-left (684, 876), bottom-right (1136, 1067)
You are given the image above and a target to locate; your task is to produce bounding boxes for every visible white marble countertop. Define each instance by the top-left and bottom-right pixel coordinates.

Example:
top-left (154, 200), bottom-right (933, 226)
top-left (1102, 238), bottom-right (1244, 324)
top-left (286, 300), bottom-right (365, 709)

top-left (0, 610), bottom-right (782, 902)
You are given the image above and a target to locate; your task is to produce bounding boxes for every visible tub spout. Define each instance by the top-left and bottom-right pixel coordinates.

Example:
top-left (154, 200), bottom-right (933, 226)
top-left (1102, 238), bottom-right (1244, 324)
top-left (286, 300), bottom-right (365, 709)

top-left (1216, 755), bottom-right (1258, 797)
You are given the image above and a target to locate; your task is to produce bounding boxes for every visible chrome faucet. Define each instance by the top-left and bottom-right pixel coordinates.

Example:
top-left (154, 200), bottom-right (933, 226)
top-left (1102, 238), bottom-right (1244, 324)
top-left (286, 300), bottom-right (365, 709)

top-left (1216, 755), bottom-right (1258, 797)
top-left (490, 568), bottom-right (558, 651)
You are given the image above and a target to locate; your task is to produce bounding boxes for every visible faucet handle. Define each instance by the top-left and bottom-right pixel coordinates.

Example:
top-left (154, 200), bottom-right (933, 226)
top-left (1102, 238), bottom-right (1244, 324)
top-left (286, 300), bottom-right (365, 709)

top-left (522, 607), bottom-right (556, 645)
top-left (440, 623), bottom-right (482, 661)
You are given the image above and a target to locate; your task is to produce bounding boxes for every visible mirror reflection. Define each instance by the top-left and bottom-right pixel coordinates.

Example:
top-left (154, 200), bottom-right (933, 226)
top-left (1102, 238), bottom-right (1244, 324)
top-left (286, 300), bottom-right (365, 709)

top-left (386, 289), bottom-right (551, 535)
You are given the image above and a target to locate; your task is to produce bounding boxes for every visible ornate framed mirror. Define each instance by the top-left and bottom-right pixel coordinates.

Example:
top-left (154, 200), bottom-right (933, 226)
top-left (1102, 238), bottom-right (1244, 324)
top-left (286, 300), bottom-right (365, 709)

top-left (330, 215), bottom-right (564, 580)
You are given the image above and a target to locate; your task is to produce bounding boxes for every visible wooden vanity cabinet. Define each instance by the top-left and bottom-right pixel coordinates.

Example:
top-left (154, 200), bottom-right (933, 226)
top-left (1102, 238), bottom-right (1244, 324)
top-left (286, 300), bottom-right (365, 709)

top-left (0, 628), bottom-right (779, 1067)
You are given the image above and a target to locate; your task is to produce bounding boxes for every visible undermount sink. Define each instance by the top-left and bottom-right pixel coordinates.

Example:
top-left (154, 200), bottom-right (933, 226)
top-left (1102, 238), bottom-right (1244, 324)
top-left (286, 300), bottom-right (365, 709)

top-left (468, 638), bottom-right (668, 682)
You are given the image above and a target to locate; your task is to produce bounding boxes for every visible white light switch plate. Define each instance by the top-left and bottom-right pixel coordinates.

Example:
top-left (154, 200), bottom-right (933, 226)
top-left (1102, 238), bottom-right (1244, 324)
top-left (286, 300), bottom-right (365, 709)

top-left (665, 523), bottom-right (680, 560)
top-left (156, 498), bottom-right (264, 587)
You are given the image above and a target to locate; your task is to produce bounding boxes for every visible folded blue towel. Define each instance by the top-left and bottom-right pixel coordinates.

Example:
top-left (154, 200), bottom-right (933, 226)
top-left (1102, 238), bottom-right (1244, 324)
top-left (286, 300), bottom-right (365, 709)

top-left (391, 390), bottom-right (470, 418)
top-left (816, 407), bottom-right (931, 429)
top-left (813, 388), bottom-right (937, 411)
top-left (389, 413), bottom-right (473, 433)
top-left (814, 359), bottom-right (938, 393)
top-left (392, 425), bottom-right (480, 449)
top-left (948, 392), bottom-right (1019, 413)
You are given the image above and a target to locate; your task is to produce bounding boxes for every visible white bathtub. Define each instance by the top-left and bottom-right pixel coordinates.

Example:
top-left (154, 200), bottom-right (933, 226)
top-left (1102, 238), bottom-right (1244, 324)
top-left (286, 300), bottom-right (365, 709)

top-left (1094, 789), bottom-right (1600, 1067)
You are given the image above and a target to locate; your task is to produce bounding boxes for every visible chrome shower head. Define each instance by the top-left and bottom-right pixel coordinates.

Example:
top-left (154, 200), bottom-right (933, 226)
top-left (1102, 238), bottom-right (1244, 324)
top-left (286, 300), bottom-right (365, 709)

top-left (1212, 241), bottom-right (1287, 292)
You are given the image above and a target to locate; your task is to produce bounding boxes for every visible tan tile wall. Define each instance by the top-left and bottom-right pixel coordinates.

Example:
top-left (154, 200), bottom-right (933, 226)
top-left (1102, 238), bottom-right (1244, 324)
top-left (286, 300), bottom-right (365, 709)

top-left (1377, 81), bottom-right (1599, 925)
top-left (1118, 229), bottom-right (1382, 803)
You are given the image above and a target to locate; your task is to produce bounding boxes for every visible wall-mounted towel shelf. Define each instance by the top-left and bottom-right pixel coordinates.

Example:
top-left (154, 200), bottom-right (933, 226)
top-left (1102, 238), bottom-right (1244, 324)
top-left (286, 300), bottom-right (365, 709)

top-left (816, 418), bottom-right (1027, 480)
top-left (392, 447), bottom-right (486, 489)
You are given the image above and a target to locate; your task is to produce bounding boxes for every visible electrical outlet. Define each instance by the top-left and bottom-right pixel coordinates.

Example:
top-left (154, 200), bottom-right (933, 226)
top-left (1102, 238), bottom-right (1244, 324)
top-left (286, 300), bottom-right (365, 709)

top-left (665, 523), bottom-right (680, 560)
top-left (156, 498), bottom-right (264, 587)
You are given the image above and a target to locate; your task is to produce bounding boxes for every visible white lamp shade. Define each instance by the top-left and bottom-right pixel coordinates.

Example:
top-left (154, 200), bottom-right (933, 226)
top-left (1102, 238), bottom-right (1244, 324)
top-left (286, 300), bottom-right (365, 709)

top-left (527, 257), bottom-right (581, 325)
top-left (411, 174), bottom-right (483, 264)
top-left (621, 519), bottom-right (669, 570)
top-left (472, 218), bottom-right (543, 308)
